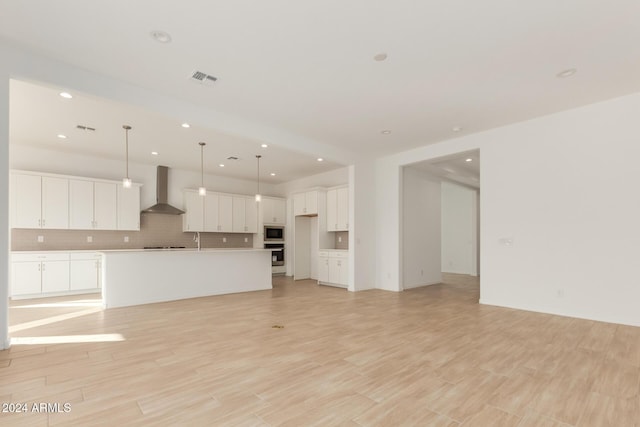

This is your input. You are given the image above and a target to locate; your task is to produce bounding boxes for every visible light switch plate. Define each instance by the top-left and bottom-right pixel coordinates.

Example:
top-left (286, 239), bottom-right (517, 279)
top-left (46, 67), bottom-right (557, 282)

top-left (222, 237), bottom-right (227, 243)
top-left (37, 235), bottom-right (44, 243)
top-left (244, 237), bottom-right (248, 243)
top-left (87, 236), bottom-right (93, 243)
top-left (338, 236), bottom-right (342, 243)
top-left (124, 236), bottom-right (129, 242)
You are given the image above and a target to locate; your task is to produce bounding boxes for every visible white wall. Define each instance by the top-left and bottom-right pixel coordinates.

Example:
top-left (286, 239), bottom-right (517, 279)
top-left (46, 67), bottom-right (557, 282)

top-left (349, 162), bottom-right (376, 291)
top-left (10, 145), bottom-right (278, 210)
top-left (377, 91), bottom-right (640, 327)
top-left (441, 181), bottom-right (478, 276)
top-left (274, 167), bottom-right (348, 196)
top-left (402, 167), bottom-right (442, 288)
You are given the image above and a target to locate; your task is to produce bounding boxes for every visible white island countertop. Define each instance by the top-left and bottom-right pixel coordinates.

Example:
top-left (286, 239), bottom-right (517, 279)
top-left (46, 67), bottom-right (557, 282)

top-left (101, 248), bottom-right (272, 308)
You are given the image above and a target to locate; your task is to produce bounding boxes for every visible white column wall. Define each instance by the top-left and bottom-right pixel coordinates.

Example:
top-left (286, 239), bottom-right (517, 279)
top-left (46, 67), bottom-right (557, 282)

top-left (402, 168), bottom-right (442, 289)
top-left (349, 162), bottom-right (376, 291)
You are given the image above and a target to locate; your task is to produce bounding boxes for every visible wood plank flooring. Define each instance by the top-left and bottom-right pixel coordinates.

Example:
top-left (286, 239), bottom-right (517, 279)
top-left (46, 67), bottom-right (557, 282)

top-left (1, 275), bottom-right (639, 426)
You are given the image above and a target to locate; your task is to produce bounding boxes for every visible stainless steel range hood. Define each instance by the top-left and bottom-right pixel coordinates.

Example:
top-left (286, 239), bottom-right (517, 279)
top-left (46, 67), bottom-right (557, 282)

top-left (141, 166), bottom-right (185, 215)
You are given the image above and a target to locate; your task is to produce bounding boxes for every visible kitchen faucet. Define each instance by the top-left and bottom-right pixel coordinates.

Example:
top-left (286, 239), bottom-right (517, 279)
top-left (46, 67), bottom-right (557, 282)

top-left (193, 232), bottom-right (201, 251)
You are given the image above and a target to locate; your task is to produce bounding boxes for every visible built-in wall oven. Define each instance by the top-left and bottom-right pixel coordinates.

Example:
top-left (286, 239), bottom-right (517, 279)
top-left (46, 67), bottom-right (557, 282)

top-left (264, 243), bottom-right (285, 266)
top-left (264, 226), bottom-right (284, 241)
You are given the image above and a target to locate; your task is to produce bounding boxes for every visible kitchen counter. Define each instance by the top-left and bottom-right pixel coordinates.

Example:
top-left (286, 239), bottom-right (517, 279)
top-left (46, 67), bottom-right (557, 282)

top-left (102, 248), bottom-right (272, 308)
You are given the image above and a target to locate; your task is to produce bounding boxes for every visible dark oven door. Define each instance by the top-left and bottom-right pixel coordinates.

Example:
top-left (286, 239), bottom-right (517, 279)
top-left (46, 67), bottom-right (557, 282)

top-left (264, 243), bottom-right (285, 266)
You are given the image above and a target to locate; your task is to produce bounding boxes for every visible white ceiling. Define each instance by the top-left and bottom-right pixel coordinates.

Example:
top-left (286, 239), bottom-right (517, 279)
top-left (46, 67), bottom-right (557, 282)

top-left (2, 1), bottom-right (640, 172)
top-left (9, 79), bottom-right (341, 184)
top-left (410, 151), bottom-right (480, 189)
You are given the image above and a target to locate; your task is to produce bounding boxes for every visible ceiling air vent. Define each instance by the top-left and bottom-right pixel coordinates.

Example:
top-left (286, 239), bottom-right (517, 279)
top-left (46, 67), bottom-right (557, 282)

top-left (76, 125), bottom-right (96, 131)
top-left (226, 156), bottom-right (239, 160)
top-left (190, 70), bottom-right (218, 86)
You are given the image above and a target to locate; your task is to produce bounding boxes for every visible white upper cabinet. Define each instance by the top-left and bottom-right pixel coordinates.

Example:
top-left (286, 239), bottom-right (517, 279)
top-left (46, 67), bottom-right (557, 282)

top-left (69, 179), bottom-right (94, 229)
top-left (293, 190), bottom-right (318, 216)
top-left (93, 182), bottom-right (117, 230)
top-left (41, 177), bottom-right (69, 229)
top-left (69, 180), bottom-right (117, 230)
top-left (12, 171), bottom-right (138, 231)
top-left (219, 195), bottom-right (233, 232)
top-left (12, 173), bottom-right (42, 228)
top-left (11, 173), bottom-right (69, 229)
top-left (327, 186), bottom-right (349, 231)
top-left (262, 197), bottom-right (286, 225)
top-left (117, 184), bottom-right (141, 231)
top-left (202, 193), bottom-right (218, 232)
top-left (233, 196), bottom-right (258, 233)
top-left (184, 190), bottom-right (205, 232)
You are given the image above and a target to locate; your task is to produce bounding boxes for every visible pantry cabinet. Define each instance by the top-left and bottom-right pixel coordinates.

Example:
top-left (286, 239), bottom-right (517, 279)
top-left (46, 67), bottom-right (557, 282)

top-left (293, 190), bottom-right (318, 216)
top-left (327, 186), bottom-right (349, 231)
top-left (261, 197), bottom-right (286, 225)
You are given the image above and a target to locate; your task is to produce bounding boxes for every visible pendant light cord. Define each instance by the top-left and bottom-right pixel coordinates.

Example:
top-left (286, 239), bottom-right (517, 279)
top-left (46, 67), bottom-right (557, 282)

top-left (256, 155), bottom-right (261, 195)
top-left (123, 125), bottom-right (132, 180)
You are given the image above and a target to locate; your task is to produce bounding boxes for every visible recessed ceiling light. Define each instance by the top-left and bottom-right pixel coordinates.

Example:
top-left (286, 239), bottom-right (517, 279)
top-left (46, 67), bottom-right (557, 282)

top-left (261, 144), bottom-right (268, 148)
top-left (556, 68), bottom-right (577, 78)
top-left (465, 158), bottom-right (473, 162)
top-left (373, 53), bottom-right (388, 62)
top-left (219, 164), bottom-right (225, 168)
top-left (317, 158), bottom-right (324, 162)
top-left (57, 134), bottom-right (67, 139)
top-left (150, 30), bottom-right (172, 43)
top-left (452, 126), bottom-right (463, 132)
top-left (181, 123), bottom-right (190, 128)
top-left (59, 92), bottom-right (72, 99)
top-left (151, 151), bottom-right (159, 156)
top-left (270, 172), bottom-right (276, 176)
top-left (381, 130), bottom-right (391, 135)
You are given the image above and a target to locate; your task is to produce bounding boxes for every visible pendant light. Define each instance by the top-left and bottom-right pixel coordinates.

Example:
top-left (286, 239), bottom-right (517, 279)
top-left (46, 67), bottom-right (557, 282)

top-left (122, 125), bottom-right (132, 188)
top-left (255, 155), bottom-right (262, 202)
top-left (198, 142), bottom-right (207, 196)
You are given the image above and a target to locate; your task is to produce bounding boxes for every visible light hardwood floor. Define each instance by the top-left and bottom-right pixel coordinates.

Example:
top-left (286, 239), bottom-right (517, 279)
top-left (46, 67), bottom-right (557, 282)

top-left (1, 275), bottom-right (639, 426)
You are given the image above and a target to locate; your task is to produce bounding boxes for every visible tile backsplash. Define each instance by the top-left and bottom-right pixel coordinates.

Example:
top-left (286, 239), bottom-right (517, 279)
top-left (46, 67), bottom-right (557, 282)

top-left (11, 213), bottom-right (253, 251)
top-left (335, 231), bottom-right (349, 250)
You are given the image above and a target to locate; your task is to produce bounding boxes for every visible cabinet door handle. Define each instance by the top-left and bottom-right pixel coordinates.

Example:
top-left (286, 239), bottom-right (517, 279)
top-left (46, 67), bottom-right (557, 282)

top-left (42, 264), bottom-right (46, 271)
top-left (42, 219), bottom-right (45, 227)
top-left (38, 264), bottom-right (41, 271)
top-left (346, 223), bottom-right (348, 229)
top-left (38, 219), bottom-right (41, 227)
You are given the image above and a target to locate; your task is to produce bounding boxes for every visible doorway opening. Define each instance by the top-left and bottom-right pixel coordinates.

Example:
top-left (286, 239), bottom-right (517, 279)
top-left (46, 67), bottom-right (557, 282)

top-left (401, 149), bottom-right (480, 297)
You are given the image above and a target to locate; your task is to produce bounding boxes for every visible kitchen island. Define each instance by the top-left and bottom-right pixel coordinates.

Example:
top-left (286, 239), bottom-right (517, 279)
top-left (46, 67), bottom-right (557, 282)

top-left (101, 248), bottom-right (272, 308)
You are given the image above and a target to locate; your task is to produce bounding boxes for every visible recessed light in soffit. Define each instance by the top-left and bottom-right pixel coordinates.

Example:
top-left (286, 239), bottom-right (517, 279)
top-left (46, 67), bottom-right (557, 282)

top-left (381, 130), bottom-right (391, 135)
top-left (59, 92), bottom-right (72, 99)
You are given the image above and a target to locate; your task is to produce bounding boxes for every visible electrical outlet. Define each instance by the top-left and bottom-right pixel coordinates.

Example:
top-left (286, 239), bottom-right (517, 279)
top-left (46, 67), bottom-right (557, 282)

top-left (124, 236), bottom-right (129, 243)
top-left (338, 236), bottom-right (342, 243)
top-left (37, 235), bottom-right (44, 243)
top-left (222, 237), bottom-right (227, 243)
top-left (87, 236), bottom-right (93, 243)
top-left (244, 237), bottom-right (248, 243)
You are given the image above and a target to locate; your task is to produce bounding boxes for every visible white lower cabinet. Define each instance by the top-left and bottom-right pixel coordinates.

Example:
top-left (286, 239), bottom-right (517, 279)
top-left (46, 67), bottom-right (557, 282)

top-left (70, 253), bottom-right (102, 290)
top-left (317, 251), bottom-right (349, 288)
top-left (11, 252), bottom-right (102, 298)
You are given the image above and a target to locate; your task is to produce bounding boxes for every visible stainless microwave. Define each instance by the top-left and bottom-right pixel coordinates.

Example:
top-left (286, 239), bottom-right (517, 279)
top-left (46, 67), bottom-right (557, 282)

top-left (264, 226), bottom-right (284, 241)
